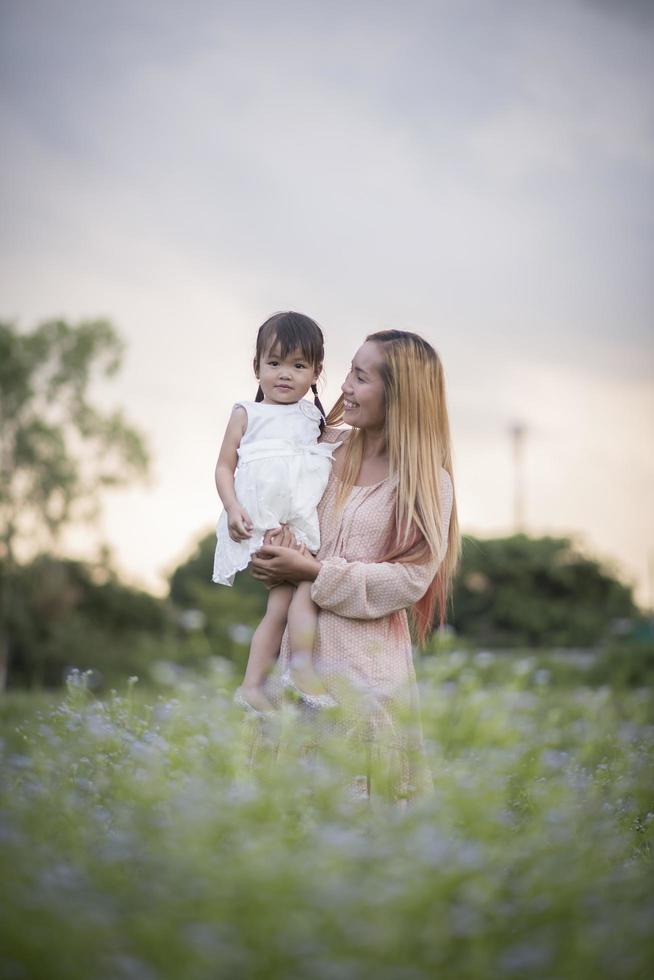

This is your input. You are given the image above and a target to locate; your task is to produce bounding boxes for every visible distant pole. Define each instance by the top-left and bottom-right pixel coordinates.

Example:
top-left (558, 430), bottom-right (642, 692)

top-left (510, 422), bottom-right (526, 533)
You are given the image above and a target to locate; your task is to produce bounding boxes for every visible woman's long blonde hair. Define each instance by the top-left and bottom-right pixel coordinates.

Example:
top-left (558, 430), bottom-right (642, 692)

top-left (325, 330), bottom-right (461, 643)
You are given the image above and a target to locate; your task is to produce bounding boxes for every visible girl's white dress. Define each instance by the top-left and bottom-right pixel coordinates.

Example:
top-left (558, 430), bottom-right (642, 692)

top-left (212, 399), bottom-right (341, 586)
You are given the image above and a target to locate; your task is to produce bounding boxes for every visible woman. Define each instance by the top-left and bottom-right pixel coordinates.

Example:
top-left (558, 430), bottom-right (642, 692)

top-left (249, 329), bottom-right (460, 802)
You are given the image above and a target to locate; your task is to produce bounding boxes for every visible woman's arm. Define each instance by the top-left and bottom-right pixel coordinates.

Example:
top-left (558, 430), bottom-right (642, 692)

top-left (249, 545), bottom-right (441, 620)
top-left (215, 406), bottom-right (252, 541)
top-left (312, 472), bottom-right (453, 619)
top-left (310, 554), bottom-right (440, 620)
top-left (250, 544), bottom-right (320, 588)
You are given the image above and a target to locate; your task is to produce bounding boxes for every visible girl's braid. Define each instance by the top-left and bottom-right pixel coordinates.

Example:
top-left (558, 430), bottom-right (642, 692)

top-left (312, 383), bottom-right (326, 433)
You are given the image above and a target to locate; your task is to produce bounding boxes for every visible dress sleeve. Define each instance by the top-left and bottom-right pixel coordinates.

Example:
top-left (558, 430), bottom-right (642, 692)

top-left (319, 425), bottom-right (348, 445)
top-left (310, 553), bottom-right (440, 620)
top-left (311, 470), bottom-right (454, 621)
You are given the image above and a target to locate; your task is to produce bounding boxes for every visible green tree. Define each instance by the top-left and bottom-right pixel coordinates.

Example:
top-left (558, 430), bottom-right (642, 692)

top-left (0, 318), bottom-right (150, 688)
top-left (450, 533), bottom-right (638, 648)
top-left (4, 554), bottom-right (171, 689)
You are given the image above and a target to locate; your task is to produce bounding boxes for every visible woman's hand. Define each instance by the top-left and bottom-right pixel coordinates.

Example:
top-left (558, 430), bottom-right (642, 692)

top-left (250, 545), bottom-right (321, 588)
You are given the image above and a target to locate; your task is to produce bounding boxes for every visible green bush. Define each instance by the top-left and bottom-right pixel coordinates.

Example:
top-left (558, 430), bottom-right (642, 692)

top-left (451, 534), bottom-right (638, 647)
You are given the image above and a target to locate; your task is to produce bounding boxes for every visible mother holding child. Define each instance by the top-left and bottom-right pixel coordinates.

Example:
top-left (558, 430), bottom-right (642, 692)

top-left (212, 311), bottom-right (460, 802)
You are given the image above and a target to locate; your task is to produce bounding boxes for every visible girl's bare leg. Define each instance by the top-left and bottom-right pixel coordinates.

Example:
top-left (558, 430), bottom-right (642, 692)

top-left (286, 581), bottom-right (330, 697)
top-left (240, 584), bottom-right (294, 711)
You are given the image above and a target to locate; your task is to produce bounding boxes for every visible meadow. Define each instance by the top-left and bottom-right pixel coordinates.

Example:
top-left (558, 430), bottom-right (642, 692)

top-left (1, 650), bottom-right (653, 980)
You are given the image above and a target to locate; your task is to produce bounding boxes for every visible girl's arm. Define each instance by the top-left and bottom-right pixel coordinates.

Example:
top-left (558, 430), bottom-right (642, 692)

top-left (215, 406), bottom-right (253, 541)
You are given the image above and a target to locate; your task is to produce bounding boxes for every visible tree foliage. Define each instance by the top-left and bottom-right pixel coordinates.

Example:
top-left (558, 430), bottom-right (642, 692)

top-left (450, 533), bottom-right (638, 647)
top-left (3, 554), bottom-right (172, 689)
top-left (0, 318), bottom-right (150, 688)
top-left (0, 318), bottom-right (149, 562)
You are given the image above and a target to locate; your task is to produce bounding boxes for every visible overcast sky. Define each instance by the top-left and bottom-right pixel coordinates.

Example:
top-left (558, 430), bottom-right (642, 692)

top-left (1, 0), bottom-right (652, 605)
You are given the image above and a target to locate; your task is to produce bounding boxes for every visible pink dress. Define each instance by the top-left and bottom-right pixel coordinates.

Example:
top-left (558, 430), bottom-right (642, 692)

top-left (264, 426), bottom-right (455, 801)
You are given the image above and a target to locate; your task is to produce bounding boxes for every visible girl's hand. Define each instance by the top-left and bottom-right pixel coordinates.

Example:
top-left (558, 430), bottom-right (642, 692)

top-left (227, 505), bottom-right (254, 542)
top-left (250, 545), bottom-right (321, 588)
top-left (262, 525), bottom-right (312, 556)
top-left (263, 524), bottom-right (299, 549)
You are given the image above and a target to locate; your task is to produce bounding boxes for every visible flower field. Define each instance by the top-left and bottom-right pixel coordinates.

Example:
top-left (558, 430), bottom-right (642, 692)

top-left (1, 652), bottom-right (653, 980)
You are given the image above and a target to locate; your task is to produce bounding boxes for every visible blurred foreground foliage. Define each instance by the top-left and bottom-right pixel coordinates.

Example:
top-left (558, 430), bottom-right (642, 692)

top-left (0, 656), bottom-right (652, 979)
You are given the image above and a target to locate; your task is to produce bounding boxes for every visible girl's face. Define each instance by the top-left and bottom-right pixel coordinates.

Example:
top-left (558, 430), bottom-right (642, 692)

top-left (255, 341), bottom-right (320, 405)
top-left (341, 341), bottom-right (386, 431)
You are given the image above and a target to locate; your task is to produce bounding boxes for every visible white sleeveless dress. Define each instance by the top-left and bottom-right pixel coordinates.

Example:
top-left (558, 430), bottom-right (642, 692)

top-left (212, 399), bottom-right (341, 586)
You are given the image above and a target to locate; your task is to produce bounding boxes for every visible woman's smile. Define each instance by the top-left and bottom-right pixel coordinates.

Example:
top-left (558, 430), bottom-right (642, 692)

top-left (340, 341), bottom-right (386, 429)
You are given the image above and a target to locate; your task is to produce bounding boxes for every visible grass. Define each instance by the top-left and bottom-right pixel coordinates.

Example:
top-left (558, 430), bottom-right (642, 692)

top-left (1, 651), bottom-right (653, 980)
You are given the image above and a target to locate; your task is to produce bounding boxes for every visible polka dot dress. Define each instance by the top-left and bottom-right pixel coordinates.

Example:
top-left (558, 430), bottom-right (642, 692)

top-left (261, 426), bottom-right (454, 802)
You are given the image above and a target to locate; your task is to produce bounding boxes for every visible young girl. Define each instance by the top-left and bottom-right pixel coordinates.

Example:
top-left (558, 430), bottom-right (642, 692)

top-left (213, 311), bottom-right (340, 715)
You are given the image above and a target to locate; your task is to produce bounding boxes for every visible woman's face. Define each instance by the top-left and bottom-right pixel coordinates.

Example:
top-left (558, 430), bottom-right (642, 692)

top-left (341, 341), bottom-right (386, 430)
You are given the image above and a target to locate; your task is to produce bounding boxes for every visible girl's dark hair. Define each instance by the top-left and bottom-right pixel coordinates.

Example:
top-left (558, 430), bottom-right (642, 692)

top-left (254, 311), bottom-right (326, 428)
